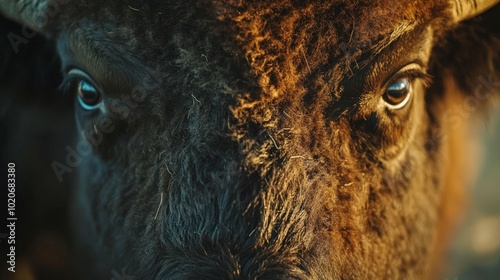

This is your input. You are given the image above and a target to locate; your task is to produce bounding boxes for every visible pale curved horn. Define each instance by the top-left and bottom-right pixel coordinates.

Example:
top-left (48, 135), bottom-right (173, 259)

top-left (451, 0), bottom-right (500, 22)
top-left (0, 0), bottom-right (53, 30)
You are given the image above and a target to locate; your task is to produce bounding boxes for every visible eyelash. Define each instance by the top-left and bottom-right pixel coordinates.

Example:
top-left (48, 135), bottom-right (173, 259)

top-left (387, 69), bottom-right (433, 90)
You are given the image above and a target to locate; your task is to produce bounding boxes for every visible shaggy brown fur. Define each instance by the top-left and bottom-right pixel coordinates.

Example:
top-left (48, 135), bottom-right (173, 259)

top-left (1, 0), bottom-right (499, 279)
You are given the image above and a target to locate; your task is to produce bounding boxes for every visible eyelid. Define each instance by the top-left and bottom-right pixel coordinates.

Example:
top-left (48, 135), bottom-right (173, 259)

top-left (59, 68), bottom-right (100, 93)
top-left (383, 63), bottom-right (433, 90)
top-left (67, 69), bottom-right (100, 87)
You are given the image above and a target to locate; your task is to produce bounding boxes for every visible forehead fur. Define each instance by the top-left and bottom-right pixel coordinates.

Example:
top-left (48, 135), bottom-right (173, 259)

top-left (54, 0), bottom-right (451, 98)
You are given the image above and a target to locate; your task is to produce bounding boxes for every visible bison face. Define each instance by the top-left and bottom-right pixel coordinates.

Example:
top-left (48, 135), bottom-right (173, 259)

top-left (2, 0), bottom-right (499, 279)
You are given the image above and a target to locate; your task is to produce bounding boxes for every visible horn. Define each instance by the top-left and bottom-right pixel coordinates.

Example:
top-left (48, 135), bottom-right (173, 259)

top-left (0, 0), bottom-right (51, 30)
top-left (451, 0), bottom-right (500, 22)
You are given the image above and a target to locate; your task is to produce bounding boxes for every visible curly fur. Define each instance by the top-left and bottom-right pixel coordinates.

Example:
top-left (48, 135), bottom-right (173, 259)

top-left (1, 0), bottom-right (499, 279)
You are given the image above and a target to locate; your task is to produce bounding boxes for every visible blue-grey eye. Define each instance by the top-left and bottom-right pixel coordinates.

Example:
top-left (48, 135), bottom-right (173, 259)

top-left (384, 78), bottom-right (411, 109)
top-left (77, 80), bottom-right (101, 110)
top-left (63, 69), bottom-right (103, 111)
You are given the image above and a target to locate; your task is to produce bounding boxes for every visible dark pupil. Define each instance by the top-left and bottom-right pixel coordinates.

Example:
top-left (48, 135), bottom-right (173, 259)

top-left (78, 81), bottom-right (100, 105)
top-left (385, 78), bottom-right (410, 105)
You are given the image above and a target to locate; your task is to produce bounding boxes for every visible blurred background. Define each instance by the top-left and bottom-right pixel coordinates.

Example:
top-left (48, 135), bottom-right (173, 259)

top-left (446, 111), bottom-right (500, 279)
top-left (1, 14), bottom-right (74, 280)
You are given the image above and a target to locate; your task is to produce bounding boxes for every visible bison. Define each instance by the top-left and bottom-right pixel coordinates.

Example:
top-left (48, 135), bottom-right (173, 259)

top-left (1, 0), bottom-right (500, 279)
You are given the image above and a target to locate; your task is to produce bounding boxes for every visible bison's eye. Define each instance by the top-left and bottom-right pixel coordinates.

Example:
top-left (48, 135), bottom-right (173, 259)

top-left (76, 80), bottom-right (101, 110)
top-left (381, 63), bottom-right (431, 110)
top-left (61, 69), bottom-right (103, 111)
top-left (383, 78), bottom-right (411, 109)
